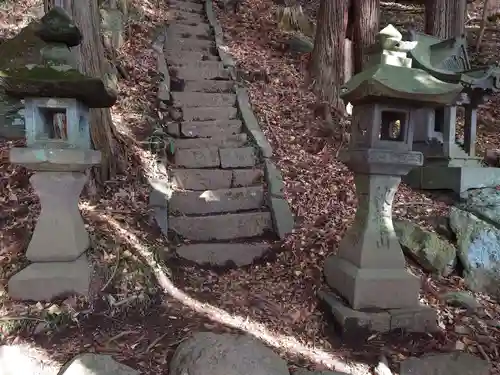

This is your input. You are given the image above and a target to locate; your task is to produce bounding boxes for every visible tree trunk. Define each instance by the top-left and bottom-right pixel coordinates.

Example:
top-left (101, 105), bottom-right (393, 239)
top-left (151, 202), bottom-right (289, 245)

top-left (425, 0), bottom-right (466, 38)
top-left (309, 0), bottom-right (348, 120)
top-left (352, 0), bottom-right (379, 74)
top-left (44, 0), bottom-right (125, 182)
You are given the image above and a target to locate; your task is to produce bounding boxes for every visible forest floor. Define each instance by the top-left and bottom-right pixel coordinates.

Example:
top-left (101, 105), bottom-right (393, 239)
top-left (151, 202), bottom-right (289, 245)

top-left (1, 0), bottom-right (500, 374)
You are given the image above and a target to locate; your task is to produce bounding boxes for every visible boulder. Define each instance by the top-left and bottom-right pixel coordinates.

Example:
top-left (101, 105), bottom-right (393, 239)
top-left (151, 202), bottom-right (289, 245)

top-left (459, 187), bottom-right (500, 227)
top-left (394, 219), bottom-right (456, 276)
top-left (0, 344), bottom-right (58, 375)
top-left (287, 34), bottom-right (313, 54)
top-left (440, 291), bottom-right (480, 311)
top-left (170, 332), bottom-right (289, 375)
top-left (59, 353), bottom-right (139, 375)
top-left (449, 207), bottom-right (500, 299)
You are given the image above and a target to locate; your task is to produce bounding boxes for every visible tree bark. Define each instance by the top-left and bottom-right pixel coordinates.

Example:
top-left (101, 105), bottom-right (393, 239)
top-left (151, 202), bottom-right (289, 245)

top-left (425, 0), bottom-right (466, 38)
top-left (309, 0), bottom-right (348, 118)
top-left (44, 0), bottom-right (125, 182)
top-left (352, 0), bottom-right (379, 74)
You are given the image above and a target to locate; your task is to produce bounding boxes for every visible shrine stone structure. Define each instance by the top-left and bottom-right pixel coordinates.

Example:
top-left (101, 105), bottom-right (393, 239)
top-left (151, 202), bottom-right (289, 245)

top-left (4, 8), bottom-right (117, 301)
top-left (404, 30), bottom-right (500, 193)
top-left (319, 25), bottom-right (464, 336)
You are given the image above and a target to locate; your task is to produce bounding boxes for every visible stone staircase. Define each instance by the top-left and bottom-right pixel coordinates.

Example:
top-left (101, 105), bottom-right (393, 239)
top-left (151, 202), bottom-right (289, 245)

top-left (149, 0), bottom-right (293, 267)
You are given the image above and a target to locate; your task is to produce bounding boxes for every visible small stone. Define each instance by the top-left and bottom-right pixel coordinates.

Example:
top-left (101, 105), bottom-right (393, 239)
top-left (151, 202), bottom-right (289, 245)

top-left (60, 353), bottom-right (138, 375)
top-left (441, 291), bottom-right (480, 310)
top-left (454, 325), bottom-right (471, 335)
top-left (455, 340), bottom-right (466, 351)
top-left (35, 7), bottom-right (83, 47)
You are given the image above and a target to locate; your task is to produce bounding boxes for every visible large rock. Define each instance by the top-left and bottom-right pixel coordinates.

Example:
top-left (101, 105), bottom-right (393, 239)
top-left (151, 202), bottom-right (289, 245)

top-left (459, 187), bottom-right (500, 226)
top-left (34, 7), bottom-right (82, 47)
top-left (449, 206), bottom-right (500, 299)
top-left (400, 352), bottom-right (490, 375)
top-left (59, 353), bottom-right (138, 375)
top-left (394, 219), bottom-right (456, 276)
top-left (0, 344), bottom-right (59, 375)
top-left (169, 332), bottom-right (289, 375)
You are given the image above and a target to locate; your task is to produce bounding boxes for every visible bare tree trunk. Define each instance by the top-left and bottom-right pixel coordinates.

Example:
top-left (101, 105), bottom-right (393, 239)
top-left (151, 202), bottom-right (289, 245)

top-left (44, 0), bottom-right (125, 182)
top-left (309, 0), bottom-right (347, 122)
top-left (353, 0), bottom-right (379, 74)
top-left (425, 0), bottom-right (466, 38)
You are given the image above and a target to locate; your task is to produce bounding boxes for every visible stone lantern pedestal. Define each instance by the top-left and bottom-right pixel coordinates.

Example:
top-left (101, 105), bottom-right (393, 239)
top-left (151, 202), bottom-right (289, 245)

top-left (320, 148), bottom-right (438, 335)
top-left (8, 149), bottom-right (101, 301)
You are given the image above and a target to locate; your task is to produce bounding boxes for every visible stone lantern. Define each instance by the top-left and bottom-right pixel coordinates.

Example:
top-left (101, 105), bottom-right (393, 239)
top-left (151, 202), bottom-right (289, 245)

top-left (319, 25), bottom-right (464, 335)
top-left (4, 7), bottom-right (117, 301)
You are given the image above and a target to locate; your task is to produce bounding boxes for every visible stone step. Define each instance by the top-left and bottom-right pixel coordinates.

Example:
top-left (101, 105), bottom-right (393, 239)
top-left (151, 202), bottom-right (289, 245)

top-left (176, 242), bottom-right (271, 266)
top-left (171, 168), bottom-right (263, 190)
top-left (220, 147), bottom-right (257, 168)
top-left (174, 133), bottom-right (247, 149)
top-left (169, 0), bottom-right (204, 13)
top-left (170, 186), bottom-right (265, 214)
top-left (171, 64), bottom-right (231, 80)
top-left (182, 80), bottom-right (234, 93)
top-left (172, 92), bottom-right (237, 107)
top-left (170, 10), bottom-right (206, 25)
top-left (166, 51), bottom-right (219, 65)
top-left (165, 39), bottom-right (215, 54)
top-left (169, 60), bottom-right (224, 69)
top-left (170, 211), bottom-right (273, 241)
top-left (167, 23), bottom-right (212, 39)
top-left (181, 119), bottom-right (242, 137)
top-left (175, 147), bottom-right (220, 168)
top-left (182, 106), bottom-right (238, 121)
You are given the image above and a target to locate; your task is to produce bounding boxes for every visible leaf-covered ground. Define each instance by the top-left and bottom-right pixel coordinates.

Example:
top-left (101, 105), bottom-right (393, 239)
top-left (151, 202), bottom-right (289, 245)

top-left (2, 0), bottom-right (500, 374)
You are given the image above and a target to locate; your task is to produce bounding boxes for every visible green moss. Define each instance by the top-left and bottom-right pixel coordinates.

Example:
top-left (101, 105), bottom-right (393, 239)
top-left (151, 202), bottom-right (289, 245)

top-left (1, 65), bottom-right (89, 81)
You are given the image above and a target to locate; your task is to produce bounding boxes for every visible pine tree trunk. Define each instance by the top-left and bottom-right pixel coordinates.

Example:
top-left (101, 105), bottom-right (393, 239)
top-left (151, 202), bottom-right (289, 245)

top-left (44, 0), bottom-right (125, 182)
top-left (425, 0), bottom-right (466, 38)
top-left (309, 0), bottom-right (347, 118)
top-left (352, 0), bottom-right (379, 74)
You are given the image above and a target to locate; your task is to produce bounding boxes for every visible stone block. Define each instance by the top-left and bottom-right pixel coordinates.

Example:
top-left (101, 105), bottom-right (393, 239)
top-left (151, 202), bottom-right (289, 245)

top-left (318, 290), bottom-right (391, 335)
top-left (220, 147), bottom-right (256, 168)
top-left (171, 65), bottom-right (231, 80)
top-left (170, 211), bottom-right (272, 240)
top-left (169, 0), bottom-right (204, 13)
top-left (183, 80), bottom-right (234, 93)
top-left (176, 242), bottom-right (270, 266)
top-left (10, 148), bottom-right (100, 172)
top-left (171, 168), bottom-right (232, 190)
top-left (175, 134), bottom-right (247, 149)
top-left (172, 92), bottom-right (236, 108)
top-left (270, 197), bottom-right (294, 239)
top-left (264, 159), bottom-right (285, 197)
top-left (170, 186), bottom-right (264, 214)
top-left (400, 353), bottom-right (490, 375)
top-left (181, 120), bottom-right (242, 138)
top-left (166, 51), bottom-right (218, 65)
top-left (170, 10), bottom-right (206, 25)
top-left (232, 168), bottom-right (264, 187)
top-left (60, 353), bottom-right (139, 375)
top-left (26, 172), bottom-right (90, 262)
top-left (175, 147), bottom-right (220, 168)
top-left (158, 81), bottom-right (170, 102)
top-left (167, 23), bottom-right (212, 39)
top-left (182, 107), bottom-right (238, 121)
top-left (165, 38), bottom-right (214, 54)
top-left (8, 255), bottom-right (90, 301)
top-left (167, 122), bottom-right (180, 136)
top-left (389, 306), bottom-right (438, 332)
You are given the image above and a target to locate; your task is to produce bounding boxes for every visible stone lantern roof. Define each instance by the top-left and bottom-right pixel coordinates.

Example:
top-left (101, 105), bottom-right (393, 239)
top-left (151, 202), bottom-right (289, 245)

top-left (0, 7), bottom-right (117, 108)
top-left (340, 24), bottom-right (463, 107)
top-left (408, 30), bottom-right (500, 97)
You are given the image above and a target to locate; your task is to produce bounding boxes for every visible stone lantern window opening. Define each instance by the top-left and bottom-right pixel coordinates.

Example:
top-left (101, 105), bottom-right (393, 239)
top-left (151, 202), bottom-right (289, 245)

top-left (379, 110), bottom-right (406, 142)
top-left (38, 107), bottom-right (68, 140)
top-left (434, 107), bottom-right (445, 133)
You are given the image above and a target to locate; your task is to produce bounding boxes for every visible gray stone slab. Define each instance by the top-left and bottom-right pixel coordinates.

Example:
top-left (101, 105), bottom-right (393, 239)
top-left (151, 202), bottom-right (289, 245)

top-left (182, 106), bottom-right (238, 121)
top-left (0, 344), bottom-right (59, 375)
top-left (169, 0), bottom-right (204, 13)
top-left (183, 79), bottom-right (233, 93)
top-left (181, 119), bottom-right (242, 137)
top-left (175, 147), bottom-right (220, 168)
top-left (170, 10), bottom-right (206, 25)
top-left (166, 51), bottom-right (219, 65)
top-left (175, 133), bottom-right (247, 149)
top-left (172, 92), bottom-right (236, 107)
top-left (167, 122), bottom-right (180, 136)
top-left (264, 159), bottom-right (285, 197)
top-left (165, 38), bottom-right (215, 54)
top-left (170, 211), bottom-right (273, 240)
top-left (220, 147), bottom-right (256, 168)
top-left (168, 23), bottom-right (211, 38)
top-left (400, 353), bottom-right (490, 375)
top-left (8, 255), bottom-right (90, 301)
top-left (236, 87), bottom-right (273, 158)
top-left (171, 64), bottom-right (231, 80)
top-left (176, 242), bottom-right (270, 266)
top-left (270, 196), bottom-right (294, 239)
top-left (169, 60), bottom-right (224, 69)
top-left (171, 169), bottom-right (232, 190)
top-left (60, 353), bottom-right (139, 375)
top-left (170, 186), bottom-right (265, 214)
top-left (232, 168), bottom-right (264, 187)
